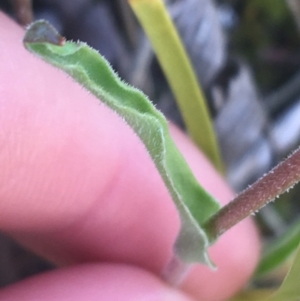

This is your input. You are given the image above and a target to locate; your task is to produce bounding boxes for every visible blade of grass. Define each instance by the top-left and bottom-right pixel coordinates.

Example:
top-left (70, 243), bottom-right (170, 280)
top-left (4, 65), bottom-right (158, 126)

top-left (263, 242), bottom-right (300, 301)
top-left (255, 219), bottom-right (300, 278)
top-left (229, 290), bottom-right (274, 301)
top-left (128, 0), bottom-right (223, 172)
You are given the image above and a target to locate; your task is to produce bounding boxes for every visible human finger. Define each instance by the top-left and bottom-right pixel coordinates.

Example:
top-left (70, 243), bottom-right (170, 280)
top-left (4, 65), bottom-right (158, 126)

top-left (0, 13), bottom-right (260, 301)
top-left (0, 263), bottom-right (195, 301)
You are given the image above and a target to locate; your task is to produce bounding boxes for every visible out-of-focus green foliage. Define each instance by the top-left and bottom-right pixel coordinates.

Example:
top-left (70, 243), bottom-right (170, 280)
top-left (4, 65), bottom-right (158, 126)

top-left (255, 219), bottom-right (300, 277)
top-left (232, 0), bottom-right (300, 92)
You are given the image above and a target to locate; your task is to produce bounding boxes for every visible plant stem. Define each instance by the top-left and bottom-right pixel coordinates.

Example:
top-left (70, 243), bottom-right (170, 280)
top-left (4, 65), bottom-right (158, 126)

top-left (204, 145), bottom-right (300, 241)
top-left (161, 254), bottom-right (192, 286)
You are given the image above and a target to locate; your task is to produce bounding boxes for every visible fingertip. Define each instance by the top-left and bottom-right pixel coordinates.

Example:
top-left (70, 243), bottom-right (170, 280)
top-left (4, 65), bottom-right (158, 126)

top-left (0, 12), bottom-right (180, 273)
top-left (0, 12), bottom-right (261, 301)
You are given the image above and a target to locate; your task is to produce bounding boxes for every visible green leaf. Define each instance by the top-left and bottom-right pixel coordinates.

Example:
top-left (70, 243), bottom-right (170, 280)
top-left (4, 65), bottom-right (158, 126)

top-left (128, 0), bottom-right (223, 172)
top-left (263, 242), bottom-right (300, 301)
top-left (231, 232), bottom-right (300, 301)
top-left (23, 20), bottom-right (221, 265)
top-left (229, 290), bottom-right (274, 301)
top-left (255, 220), bottom-right (300, 278)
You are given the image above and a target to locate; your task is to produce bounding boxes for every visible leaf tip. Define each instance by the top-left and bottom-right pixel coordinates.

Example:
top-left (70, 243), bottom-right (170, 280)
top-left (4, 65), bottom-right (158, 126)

top-left (23, 20), bottom-right (65, 46)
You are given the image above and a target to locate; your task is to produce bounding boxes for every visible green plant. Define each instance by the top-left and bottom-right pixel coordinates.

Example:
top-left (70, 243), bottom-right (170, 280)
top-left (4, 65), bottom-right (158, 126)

top-left (22, 5), bottom-right (300, 301)
top-left (129, 0), bottom-right (223, 172)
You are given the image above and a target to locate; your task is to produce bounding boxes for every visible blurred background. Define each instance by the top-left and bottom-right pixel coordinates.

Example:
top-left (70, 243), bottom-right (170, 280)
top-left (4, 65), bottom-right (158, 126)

top-left (1, 0), bottom-right (300, 288)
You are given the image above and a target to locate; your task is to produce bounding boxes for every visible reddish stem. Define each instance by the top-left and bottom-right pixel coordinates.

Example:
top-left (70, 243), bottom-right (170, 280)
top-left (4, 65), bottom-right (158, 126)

top-left (204, 146), bottom-right (300, 241)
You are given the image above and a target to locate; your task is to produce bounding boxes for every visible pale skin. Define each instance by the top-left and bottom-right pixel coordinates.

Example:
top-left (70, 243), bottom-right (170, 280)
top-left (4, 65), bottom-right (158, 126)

top-left (0, 13), bottom-right (260, 301)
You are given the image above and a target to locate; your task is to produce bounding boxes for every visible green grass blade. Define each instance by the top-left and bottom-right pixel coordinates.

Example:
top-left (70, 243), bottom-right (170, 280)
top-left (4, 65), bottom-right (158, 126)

top-left (23, 20), bottom-right (221, 265)
top-left (263, 242), bottom-right (300, 301)
top-left (229, 290), bottom-right (274, 301)
top-left (129, 0), bottom-right (223, 172)
top-left (255, 220), bottom-right (300, 278)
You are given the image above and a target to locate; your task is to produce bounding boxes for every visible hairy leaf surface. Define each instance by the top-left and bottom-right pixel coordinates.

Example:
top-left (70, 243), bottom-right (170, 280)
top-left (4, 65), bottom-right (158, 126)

top-left (23, 20), bottom-right (221, 265)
